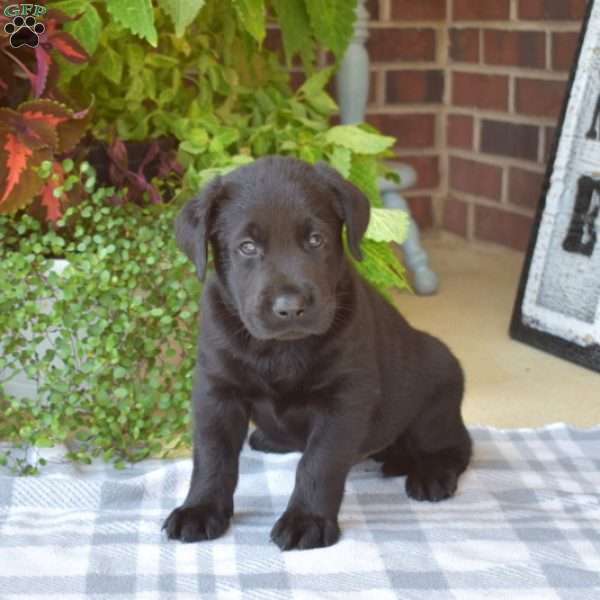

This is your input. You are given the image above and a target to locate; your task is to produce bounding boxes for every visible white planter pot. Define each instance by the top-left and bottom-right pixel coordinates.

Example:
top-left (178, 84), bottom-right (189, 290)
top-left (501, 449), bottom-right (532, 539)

top-left (0, 259), bottom-right (73, 466)
top-left (0, 259), bottom-right (69, 400)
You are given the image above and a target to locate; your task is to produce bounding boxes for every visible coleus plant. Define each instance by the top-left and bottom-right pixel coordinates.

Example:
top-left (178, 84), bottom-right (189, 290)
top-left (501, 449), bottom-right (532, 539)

top-left (0, 9), bottom-right (91, 220)
top-left (0, 99), bottom-right (90, 218)
top-left (105, 138), bottom-right (183, 206)
top-left (0, 10), bottom-right (89, 102)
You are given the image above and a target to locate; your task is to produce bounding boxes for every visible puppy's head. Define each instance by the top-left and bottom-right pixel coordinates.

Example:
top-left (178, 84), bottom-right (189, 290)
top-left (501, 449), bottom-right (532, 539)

top-left (175, 156), bottom-right (370, 341)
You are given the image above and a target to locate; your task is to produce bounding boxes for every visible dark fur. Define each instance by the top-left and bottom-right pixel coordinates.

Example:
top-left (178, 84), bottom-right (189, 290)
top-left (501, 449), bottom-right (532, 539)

top-left (163, 156), bottom-right (472, 550)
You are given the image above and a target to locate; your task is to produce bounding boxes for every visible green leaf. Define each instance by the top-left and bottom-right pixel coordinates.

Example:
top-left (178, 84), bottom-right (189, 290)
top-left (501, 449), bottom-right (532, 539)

top-left (64, 4), bottom-right (102, 54)
top-left (297, 66), bottom-right (335, 97)
top-left (48, 0), bottom-right (88, 14)
top-left (105, 0), bottom-right (158, 47)
top-left (271, 0), bottom-right (315, 67)
top-left (347, 155), bottom-right (381, 206)
top-left (306, 90), bottom-right (338, 115)
top-left (58, 4), bottom-right (102, 81)
top-left (97, 45), bottom-right (123, 84)
top-left (126, 44), bottom-right (145, 71)
top-left (232, 0), bottom-right (266, 44)
top-left (351, 239), bottom-right (410, 300)
top-left (304, 0), bottom-right (356, 59)
top-left (365, 208), bottom-right (409, 244)
top-left (179, 141), bottom-right (205, 156)
top-left (325, 125), bottom-right (396, 155)
top-left (187, 128), bottom-right (209, 146)
top-left (158, 0), bottom-right (206, 37)
top-left (329, 146), bottom-right (352, 178)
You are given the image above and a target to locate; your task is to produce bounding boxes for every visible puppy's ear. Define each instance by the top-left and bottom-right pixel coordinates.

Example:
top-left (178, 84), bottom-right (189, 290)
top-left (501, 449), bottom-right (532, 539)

top-left (315, 162), bottom-right (370, 261)
top-left (175, 176), bottom-right (224, 280)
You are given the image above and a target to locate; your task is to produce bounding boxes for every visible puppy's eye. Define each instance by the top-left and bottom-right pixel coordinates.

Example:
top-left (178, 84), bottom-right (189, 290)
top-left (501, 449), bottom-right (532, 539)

top-left (308, 232), bottom-right (323, 248)
top-left (239, 241), bottom-right (258, 256)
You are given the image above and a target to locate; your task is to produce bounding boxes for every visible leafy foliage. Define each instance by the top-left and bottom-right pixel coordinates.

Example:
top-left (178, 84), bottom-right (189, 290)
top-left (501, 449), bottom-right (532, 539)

top-left (157, 0), bottom-right (206, 37)
top-left (304, 0), bottom-right (356, 60)
top-left (0, 0), bottom-right (412, 472)
top-left (0, 178), bottom-right (199, 473)
top-left (105, 0), bottom-right (158, 47)
top-left (0, 166), bottom-right (408, 474)
top-left (0, 100), bottom-right (90, 216)
top-left (0, 9), bottom-right (89, 100)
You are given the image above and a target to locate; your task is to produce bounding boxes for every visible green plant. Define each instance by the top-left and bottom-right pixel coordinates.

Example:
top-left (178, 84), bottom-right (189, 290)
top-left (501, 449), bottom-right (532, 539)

top-left (52, 1), bottom-right (386, 200)
top-left (0, 163), bottom-right (407, 474)
top-left (0, 0), bottom-right (413, 473)
top-left (0, 173), bottom-right (199, 474)
top-left (0, 100), bottom-right (90, 216)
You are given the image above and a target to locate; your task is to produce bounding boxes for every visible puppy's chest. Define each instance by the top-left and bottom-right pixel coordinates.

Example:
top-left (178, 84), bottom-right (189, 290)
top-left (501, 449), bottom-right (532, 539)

top-left (254, 349), bottom-right (308, 386)
top-left (228, 346), bottom-right (338, 410)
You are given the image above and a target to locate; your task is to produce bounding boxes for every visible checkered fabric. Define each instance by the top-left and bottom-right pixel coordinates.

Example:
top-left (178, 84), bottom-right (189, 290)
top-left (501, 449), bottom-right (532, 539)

top-left (1, 424), bottom-right (599, 599)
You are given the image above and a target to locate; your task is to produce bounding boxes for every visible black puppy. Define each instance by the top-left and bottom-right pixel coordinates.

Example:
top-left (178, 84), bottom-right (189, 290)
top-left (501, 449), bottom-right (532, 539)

top-left (163, 156), bottom-right (471, 550)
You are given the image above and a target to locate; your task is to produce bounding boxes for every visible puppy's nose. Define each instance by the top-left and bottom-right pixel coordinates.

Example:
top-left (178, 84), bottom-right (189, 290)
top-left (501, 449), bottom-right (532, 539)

top-left (272, 293), bottom-right (306, 320)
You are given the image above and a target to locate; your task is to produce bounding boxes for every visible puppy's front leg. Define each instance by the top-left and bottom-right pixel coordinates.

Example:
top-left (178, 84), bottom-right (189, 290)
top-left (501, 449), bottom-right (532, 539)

top-left (163, 381), bottom-right (250, 543)
top-left (271, 413), bottom-right (362, 551)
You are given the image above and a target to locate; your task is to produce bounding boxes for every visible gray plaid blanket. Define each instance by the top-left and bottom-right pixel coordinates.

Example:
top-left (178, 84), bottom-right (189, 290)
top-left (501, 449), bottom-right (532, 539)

top-left (1, 424), bottom-right (599, 599)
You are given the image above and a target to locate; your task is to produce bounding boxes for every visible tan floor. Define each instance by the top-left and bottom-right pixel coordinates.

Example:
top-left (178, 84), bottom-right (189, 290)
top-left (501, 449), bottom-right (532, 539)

top-left (394, 232), bottom-right (600, 429)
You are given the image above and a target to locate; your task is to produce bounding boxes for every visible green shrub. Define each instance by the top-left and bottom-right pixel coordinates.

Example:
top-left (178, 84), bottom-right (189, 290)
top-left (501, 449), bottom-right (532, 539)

top-left (0, 183), bottom-right (199, 473)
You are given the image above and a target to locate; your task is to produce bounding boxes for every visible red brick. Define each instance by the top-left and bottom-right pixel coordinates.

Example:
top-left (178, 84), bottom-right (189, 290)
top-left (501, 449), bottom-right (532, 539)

top-left (368, 71), bottom-right (379, 104)
top-left (515, 78), bottom-right (566, 119)
top-left (366, 0), bottom-right (380, 21)
top-left (449, 156), bottom-right (503, 201)
top-left (519, 0), bottom-right (587, 20)
top-left (406, 196), bottom-right (434, 229)
top-left (481, 119), bottom-right (539, 162)
top-left (448, 114), bottom-right (474, 150)
top-left (443, 197), bottom-right (469, 238)
top-left (386, 70), bottom-right (444, 104)
top-left (450, 28), bottom-right (480, 63)
top-left (484, 30), bottom-right (546, 69)
top-left (474, 205), bottom-right (534, 251)
top-left (508, 167), bottom-right (545, 210)
top-left (367, 113), bottom-right (436, 148)
top-left (390, 0), bottom-right (446, 20)
top-left (367, 28), bottom-right (436, 62)
top-left (399, 155), bottom-right (440, 189)
top-left (453, 0), bottom-right (510, 20)
top-left (452, 72), bottom-right (509, 111)
top-left (552, 31), bottom-right (580, 71)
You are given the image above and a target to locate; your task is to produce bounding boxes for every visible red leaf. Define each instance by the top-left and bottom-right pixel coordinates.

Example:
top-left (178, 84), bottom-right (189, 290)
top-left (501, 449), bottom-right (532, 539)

top-left (20, 99), bottom-right (73, 128)
top-left (107, 139), bottom-right (128, 170)
top-left (33, 47), bottom-right (52, 98)
top-left (40, 163), bottom-right (64, 221)
top-left (0, 132), bottom-right (33, 206)
top-left (49, 32), bottom-right (89, 64)
top-left (137, 141), bottom-right (159, 176)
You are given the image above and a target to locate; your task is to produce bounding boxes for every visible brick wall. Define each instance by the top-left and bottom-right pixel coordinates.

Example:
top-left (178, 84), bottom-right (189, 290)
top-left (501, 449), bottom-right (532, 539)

top-left (365, 0), bottom-right (586, 251)
top-left (365, 0), bottom-right (448, 230)
top-left (444, 0), bottom-right (586, 250)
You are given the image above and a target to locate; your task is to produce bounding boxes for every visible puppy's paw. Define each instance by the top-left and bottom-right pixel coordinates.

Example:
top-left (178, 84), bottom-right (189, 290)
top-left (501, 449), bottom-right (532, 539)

top-left (270, 508), bottom-right (340, 550)
top-left (405, 468), bottom-right (458, 502)
top-left (162, 503), bottom-right (230, 543)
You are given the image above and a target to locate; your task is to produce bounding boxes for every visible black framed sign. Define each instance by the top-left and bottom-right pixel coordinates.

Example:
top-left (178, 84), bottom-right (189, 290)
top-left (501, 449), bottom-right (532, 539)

top-left (511, 0), bottom-right (600, 374)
